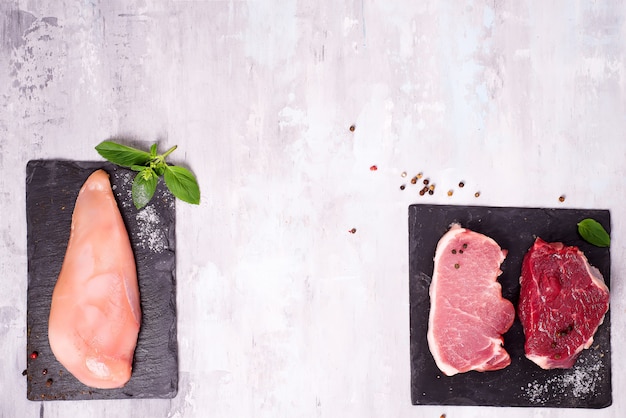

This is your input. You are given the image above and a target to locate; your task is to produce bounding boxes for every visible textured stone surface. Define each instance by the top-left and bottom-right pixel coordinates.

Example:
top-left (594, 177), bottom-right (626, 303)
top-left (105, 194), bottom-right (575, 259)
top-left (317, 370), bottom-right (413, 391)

top-left (1, 1), bottom-right (626, 417)
top-left (409, 204), bottom-right (611, 408)
top-left (26, 160), bottom-right (177, 400)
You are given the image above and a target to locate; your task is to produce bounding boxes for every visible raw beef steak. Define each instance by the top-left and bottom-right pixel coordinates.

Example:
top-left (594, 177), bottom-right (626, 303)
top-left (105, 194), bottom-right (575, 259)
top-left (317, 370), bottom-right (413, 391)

top-left (518, 238), bottom-right (610, 369)
top-left (427, 224), bottom-right (515, 376)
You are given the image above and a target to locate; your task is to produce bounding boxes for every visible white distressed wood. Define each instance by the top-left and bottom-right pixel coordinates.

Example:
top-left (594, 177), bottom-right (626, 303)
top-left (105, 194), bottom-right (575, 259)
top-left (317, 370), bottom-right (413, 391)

top-left (1, 1), bottom-right (625, 417)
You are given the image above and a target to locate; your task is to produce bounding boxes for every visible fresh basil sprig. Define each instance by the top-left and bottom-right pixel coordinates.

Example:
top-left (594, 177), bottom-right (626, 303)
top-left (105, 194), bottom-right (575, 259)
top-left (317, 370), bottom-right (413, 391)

top-left (95, 140), bottom-right (200, 209)
top-left (577, 218), bottom-right (610, 247)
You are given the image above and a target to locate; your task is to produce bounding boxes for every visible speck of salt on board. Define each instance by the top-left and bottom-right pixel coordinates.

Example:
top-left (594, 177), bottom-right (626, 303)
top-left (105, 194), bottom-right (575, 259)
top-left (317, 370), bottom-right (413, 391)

top-left (136, 205), bottom-right (167, 253)
top-left (114, 171), bottom-right (134, 208)
top-left (524, 357), bottom-right (603, 403)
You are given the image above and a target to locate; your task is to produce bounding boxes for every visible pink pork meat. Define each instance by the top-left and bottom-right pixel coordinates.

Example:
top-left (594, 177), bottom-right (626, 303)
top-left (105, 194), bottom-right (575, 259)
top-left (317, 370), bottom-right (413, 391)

top-left (518, 238), bottom-right (610, 369)
top-left (427, 224), bottom-right (515, 376)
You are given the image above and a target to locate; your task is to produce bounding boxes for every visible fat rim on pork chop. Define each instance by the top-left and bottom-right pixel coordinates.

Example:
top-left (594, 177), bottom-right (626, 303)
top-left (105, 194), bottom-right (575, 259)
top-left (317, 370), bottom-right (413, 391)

top-left (427, 224), bottom-right (515, 376)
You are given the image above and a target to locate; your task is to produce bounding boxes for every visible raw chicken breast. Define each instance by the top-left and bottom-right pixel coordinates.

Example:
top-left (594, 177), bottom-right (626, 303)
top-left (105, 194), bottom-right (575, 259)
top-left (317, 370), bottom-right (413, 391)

top-left (48, 169), bottom-right (141, 389)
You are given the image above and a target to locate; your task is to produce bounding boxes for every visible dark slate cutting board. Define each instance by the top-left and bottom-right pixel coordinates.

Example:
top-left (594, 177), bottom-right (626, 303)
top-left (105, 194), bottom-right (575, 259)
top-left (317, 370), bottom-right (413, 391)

top-left (25, 160), bottom-right (178, 401)
top-left (409, 204), bottom-right (612, 409)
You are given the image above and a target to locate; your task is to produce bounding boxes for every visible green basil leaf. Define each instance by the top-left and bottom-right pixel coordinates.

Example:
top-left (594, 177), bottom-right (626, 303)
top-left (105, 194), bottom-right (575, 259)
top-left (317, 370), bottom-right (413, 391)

top-left (132, 169), bottom-right (158, 209)
top-left (163, 165), bottom-right (200, 205)
top-left (153, 160), bottom-right (167, 176)
top-left (577, 218), bottom-right (610, 247)
top-left (130, 164), bottom-right (146, 172)
top-left (150, 143), bottom-right (157, 157)
top-left (95, 141), bottom-right (152, 168)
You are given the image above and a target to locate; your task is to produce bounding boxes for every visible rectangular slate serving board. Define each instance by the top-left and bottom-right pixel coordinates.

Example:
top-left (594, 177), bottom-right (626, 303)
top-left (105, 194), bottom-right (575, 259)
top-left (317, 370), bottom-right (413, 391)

top-left (26, 160), bottom-right (178, 401)
top-left (409, 204), bottom-right (612, 409)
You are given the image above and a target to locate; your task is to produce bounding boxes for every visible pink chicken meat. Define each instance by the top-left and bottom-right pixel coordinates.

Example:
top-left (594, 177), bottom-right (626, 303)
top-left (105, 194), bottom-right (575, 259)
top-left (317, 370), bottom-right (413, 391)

top-left (48, 169), bottom-right (141, 389)
top-left (427, 224), bottom-right (515, 376)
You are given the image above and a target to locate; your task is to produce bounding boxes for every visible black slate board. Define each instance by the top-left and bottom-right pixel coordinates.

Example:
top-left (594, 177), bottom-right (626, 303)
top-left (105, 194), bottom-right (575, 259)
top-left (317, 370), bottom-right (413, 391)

top-left (409, 204), bottom-right (612, 409)
top-left (25, 160), bottom-right (178, 400)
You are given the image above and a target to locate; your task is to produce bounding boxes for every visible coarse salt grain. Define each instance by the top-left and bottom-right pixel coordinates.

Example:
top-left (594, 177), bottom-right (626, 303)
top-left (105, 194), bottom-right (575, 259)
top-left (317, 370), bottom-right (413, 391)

top-left (524, 357), bottom-right (603, 403)
top-left (136, 205), bottom-right (167, 253)
top-left (114, 171), bottom-right (134, 209)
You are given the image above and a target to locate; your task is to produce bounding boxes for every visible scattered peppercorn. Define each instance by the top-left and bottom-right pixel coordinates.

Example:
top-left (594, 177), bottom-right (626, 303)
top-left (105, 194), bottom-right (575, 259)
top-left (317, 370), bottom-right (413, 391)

top-left (459, 181), bottom-right (465, 188)
top-left (419, 189), bottom-right (426, 196)
top-left (22, 369), bottom-right (27, 376)
top-left (401, 171), bottom-right (407, 177)
top-left (463, 243), bottom-right (467, 249)
top-left (417, 172), bottom-right (423, 179)
top-left (411, 177), bottom-right (417, 184)
top-left (400, 184), bottom-right (406, 190)
top-left (551, 341), bottom-right (557, 348)
top-left (429, 184), bottom-right (435, 191)
top-left (459, 250), bottom-right (463, 254)
top-left (42, 369), bottom-right (48, 376)
top-left (554, 354), bottom-right (561, 359)
top-left (45, 378), bottom-right (53, 387)
top-left (349, 124), bottom-right (355, 132)
top-left (559, 195), bottom-right (565, 202)
top-left (447, 190), bottom-right (453, 196)
top-left (349, 228), bottom-right (357, 234)
top-left (423, 179), bottom-right (429, 185)
top-left (454, 263), bottom-right (460, 269)
top-left (474, 191), bottom-right (480, 198)
top-left (452, 249), bottom-right (457, 254)
top-left (428, 189), bottom-right (434, 195)
top-left (370, 165), bottom-right (377, 171)
top-left (29, 351), bottom-right (38, 360)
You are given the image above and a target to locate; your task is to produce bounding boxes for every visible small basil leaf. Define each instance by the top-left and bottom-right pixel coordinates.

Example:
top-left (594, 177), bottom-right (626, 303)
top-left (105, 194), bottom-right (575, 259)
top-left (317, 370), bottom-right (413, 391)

top-left (130, 164), bottom-right (146, 172)
top-left (153, 160), bottom-right (167, 176)
top-left (163, 165), bottom-right (200, 205)
top-left (577, 218), bottom-right (610, 247)
top-left (96, 141), bottom-right (152, 168)
top-left (132, 169), bottom-right (158, 209)
top-left (150, 143), bottom-right (157, 157)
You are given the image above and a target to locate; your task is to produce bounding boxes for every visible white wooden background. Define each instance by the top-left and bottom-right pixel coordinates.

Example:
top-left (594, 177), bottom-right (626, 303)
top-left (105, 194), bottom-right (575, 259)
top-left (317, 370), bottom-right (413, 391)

top-left (1, 1), bottom-right (625, 417)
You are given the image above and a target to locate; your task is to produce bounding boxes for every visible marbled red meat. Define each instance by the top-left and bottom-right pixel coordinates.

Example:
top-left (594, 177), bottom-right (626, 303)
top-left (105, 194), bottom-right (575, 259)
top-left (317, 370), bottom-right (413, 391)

top-left (519, 238), bottom-right (610, 369)
top-left (427, 224), bottom-right (515, 376)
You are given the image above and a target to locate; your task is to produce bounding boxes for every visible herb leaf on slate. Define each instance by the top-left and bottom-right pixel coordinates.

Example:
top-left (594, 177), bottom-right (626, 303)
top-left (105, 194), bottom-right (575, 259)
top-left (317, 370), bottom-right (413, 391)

top-left (95, 141), bottom-right (152, 167)
top-left (577, 218), bottom-right (610, 247)
top-left (163, 165), bottom-right (201, 205)
top-left (96, 140), bottom-right (200, 209)
top-left (132, 168), bottom-right (158, 209)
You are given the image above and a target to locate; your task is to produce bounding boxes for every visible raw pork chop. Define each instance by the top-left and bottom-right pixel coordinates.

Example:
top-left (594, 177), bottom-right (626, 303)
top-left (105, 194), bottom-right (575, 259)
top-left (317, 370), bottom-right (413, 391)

top-left (427, 224), bottom-right (515, 376)
top-left (518, 238), bottom-right (610, 369)
top-left (48, 170), bottom-right (141, 388)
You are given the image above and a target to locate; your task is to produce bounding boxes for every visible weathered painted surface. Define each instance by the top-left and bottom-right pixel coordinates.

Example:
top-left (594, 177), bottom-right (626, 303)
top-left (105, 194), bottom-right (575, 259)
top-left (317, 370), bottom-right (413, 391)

top-left (1, 1), bottom-right (625, 417)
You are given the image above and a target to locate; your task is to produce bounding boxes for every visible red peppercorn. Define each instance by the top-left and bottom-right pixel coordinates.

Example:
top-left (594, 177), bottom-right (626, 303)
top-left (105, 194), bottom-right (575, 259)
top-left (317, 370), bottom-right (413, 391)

top-left (370, 165), bottom-right (377, 171)
top-left (29, 351), bottom-right (38, 360)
